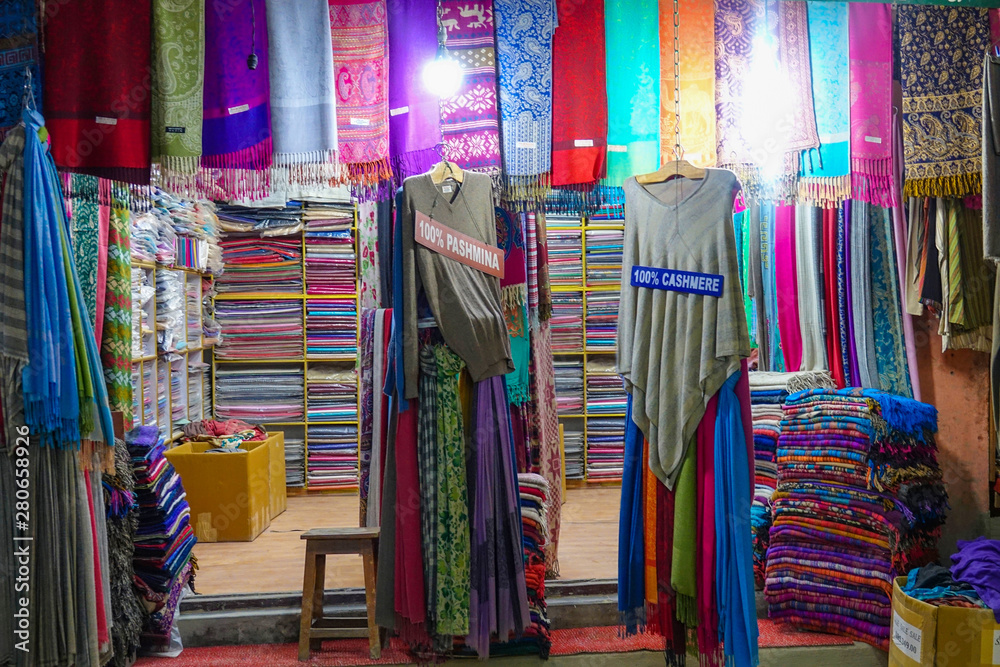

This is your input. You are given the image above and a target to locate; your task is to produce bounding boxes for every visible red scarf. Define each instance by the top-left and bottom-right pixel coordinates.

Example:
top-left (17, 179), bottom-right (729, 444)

top-left (550, 0), bottom-right (607, 187)
top-left (44, 0), bottom-right (152, 184)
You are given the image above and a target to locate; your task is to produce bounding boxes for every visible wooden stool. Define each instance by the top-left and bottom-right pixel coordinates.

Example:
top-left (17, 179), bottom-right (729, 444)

top-left (298, 527), bottom-right (383, 661)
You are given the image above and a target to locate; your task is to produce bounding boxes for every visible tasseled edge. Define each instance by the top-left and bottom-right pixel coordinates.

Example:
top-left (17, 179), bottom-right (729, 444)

top-left (903, 171), bottom-right (981, 199)
top-left (390, 147), bottom-right (441, 188)
top-left (199, 137), bottom-right (274, 201)
top-left (784, 370), bottom-right (837, 393)
top-left (154, 156), bottom-right (200, 198)
top-left (78, 439), bottom-right (116, 474)
top-left (506, 379), bottom-right (530, 406)
top-left (674, 593), bottom-right (698, 628)
top-left (797, 175), bottom-right (850, 208)
top-left (851, 157), bottom-right (896, 208)
top-left (348, 159), bottom-right (394, 202)
top-left (502, 285), bottom-right (528, 329)
top-left (504, 173), bottom-right (551, 211)
top-left (62, 165), bottom-right (152, 187)
top-left (274, 149), bottom-right (346, 187)
top-left (619, 607), bottom-right (647, 638)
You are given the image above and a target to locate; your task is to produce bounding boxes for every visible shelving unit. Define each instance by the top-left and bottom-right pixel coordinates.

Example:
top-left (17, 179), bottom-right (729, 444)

top-left (131, 261), bottom-right (215, 443)
top-left (211, 203), bottom-right (361, 495)
top-left (545, 214), bottom-right (626, 487)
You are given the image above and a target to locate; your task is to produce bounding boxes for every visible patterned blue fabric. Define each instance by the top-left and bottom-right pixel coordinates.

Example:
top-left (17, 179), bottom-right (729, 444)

top-left (870, 206), bottom-right (913, 397)
top-left (801, 2), bottom-right (849, 179)
top-left (495, 0), bottom-right (557, 177)
top-left (0, 0), bottom-right (40, 137)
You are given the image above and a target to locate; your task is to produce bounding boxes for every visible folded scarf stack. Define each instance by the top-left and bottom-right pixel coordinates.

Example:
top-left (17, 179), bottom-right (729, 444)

top-left (765, 388), bottom-right (947, 649)
top-left (126, 425), bottom-right (197, 653)
top-left (748, 371), bottom-right (835, 588)
top-left (903, 563), bottom-right (989, 610)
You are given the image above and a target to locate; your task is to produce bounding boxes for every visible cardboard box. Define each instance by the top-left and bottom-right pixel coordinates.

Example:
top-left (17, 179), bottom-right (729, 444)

top-left (165, 440), bottom-right (271, 542)
top-left (890, 577), bottom-right (938, 667)
top-left (935, 606), bottom-right (1000, 666)
top-left (263, 431), bottom-right (287, 520)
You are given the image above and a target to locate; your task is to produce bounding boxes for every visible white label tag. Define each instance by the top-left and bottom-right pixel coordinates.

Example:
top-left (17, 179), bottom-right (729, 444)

top-left (607, 144), bottom-right (628, 153)
top-left (442, 185), bottom-right (453, 193)
top-left (95, 116), bottom-right (118, 126)
top-left (992, 629), bottom-right (1000, 664)
top-left (864, 135), bottom-right (882, 144)
top-left (574, 139), bottom-right (594, 147)
top-left (516, 141), bottom-right (536, 149)
top-left (227, 104), bottom-right (250, 115)
top-left (891, 611), bottom-right (922, 662)
top-left (389, 106), bottom-right (409, 117)
top-left (350, 117), bottom-right (371, 126)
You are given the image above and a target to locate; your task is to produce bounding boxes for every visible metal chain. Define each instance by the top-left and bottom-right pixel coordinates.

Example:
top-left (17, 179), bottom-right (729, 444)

top-left (673, 0), bottom-right (681, 162)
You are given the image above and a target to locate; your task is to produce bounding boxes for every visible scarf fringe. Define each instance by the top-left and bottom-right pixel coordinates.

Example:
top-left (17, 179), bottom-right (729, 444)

top-left (155, 156), bottom-right (201, 198)
top-left (675, 593), bottom-right (698, 628)
top-left (501, 283), bottom-right (527, 314)
top-left (62, 166), bottom-right (151, 187)
top-left (797, 175), bottom-right (850, 207)
top-left (903, 171), bottom-right (981, 199)
top-left (199, 138), bottom-right (274, 200)
top-left (390, 147), bottom-right (442, 187)
top-left (504, 173), bottom-right (551, 210)
top-left (78, 439), bottom-right (116, 473)
top-left (274, 149), bottom-right (346, 186)
top-left (850, 157), bottom-right (896, 208)
top-left (619, 608), bottom-right (647, 638)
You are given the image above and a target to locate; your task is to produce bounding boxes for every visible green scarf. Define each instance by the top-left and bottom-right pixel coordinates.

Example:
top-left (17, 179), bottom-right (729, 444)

top-left (671, 438), bottom-right (697, 627)
top-left (101, 208), bottom-right (133, 425)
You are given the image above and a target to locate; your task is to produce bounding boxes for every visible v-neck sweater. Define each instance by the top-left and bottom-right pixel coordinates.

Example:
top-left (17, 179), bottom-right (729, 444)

top-left (400, 172), bottom-right (513, 399)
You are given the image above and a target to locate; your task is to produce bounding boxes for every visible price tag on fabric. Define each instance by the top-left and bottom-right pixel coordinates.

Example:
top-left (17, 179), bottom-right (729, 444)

top-left (414, 210), bottom-right (504, 278)
top-left (630, 265), bottom-right (723, 297)
top-left (891, 611), bottom-right (923, 663)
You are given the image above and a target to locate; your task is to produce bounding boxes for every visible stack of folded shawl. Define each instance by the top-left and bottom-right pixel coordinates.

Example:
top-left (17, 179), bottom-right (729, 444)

top-left (902, 563), bottom-right (989, 610)
top-left (765, 388), bottom-right (948, 648)
top-left (126, 425), bottom-right (197, 652)
top-left (749, 371), bottom-right (835, 588)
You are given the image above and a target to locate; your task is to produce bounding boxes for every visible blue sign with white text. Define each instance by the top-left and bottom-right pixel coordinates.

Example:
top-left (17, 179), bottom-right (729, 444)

top-left (630, 266), bottom-right (724, 298)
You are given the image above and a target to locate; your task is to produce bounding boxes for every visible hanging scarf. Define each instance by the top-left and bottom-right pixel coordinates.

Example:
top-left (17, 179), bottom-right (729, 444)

top-left (151, 0), bottom-right (205, 193)
top-left (643, 439), bottom-right (657, 608)
top-left (359, 308), bottom-right (376, 524)
top-left (438, 0), bottom-right (501, 176)
top-left (44, 0), bottom-right (152, 184)
top-left (799, 2), bottom-right (850, 206)
top-left (604, 0), bottom-right (659, 189)
top-left (0, 0), bottom-right (39, 138)
top-left (202, 0), bottom-right (272, 199)
top-left (697, 395), bottom-right (721, 666)
top-left (670, 437), bottom-right (697, 627)
top-left (101, 207), bottom-right (133, 426)
top-left (870, 207), bottom-right (914, 398)
top-left (551, 0), bottom-right (607, 187)
top-left (387, 0), bottom-right (440, 183)
top-left (823, 206), bottom-right (846, 388)
top-left (851, 202), bottom-right (880, 390)
top-left (659, 0), bottom-right (715, 167)
top-left (393, 393), bottom-right (426, 636)
top-left (891, 111), bottom-right (922, 400)
top-left (330, 0), bottom-right (392, 198)
top-left (899, 6), bottom-right (989, 198)
top-left (495, 0), bottom-right (557, 201)
top-left (70, 175), bottom-right (102, 332)
top-left (417, 346), bottom-right (440, 627)
top-left (496, 207), bottom-right (530, 404)
top-left (714, 0), bottom-right (763, 183)
top-left (714, 371), bottom-right (760, 667)
top-left (836, 203), bottom-right (854, 385)
top-left (777, 2), bottom-right (819, 163)
top-left (266, 0), bottom-right (340, 183)
top-left (774, 204), bottom-right (802, 372)
top-left (848, 2), bottom-right (894, 208)
top-left (358, 201), bottom-right (381, 309)
top-left (534, 212), bottom-right (553, 321)
top-left (0, 125), bottom-right (26, 446)
top-left (618, 394), bottom-right (646, 634)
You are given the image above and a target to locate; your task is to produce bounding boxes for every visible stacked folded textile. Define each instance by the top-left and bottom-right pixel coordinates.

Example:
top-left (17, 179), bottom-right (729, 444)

top-left (306, 299), bottom-right (357, 358)
top-left (131, 211), bottom-right (160, 263)
top-left (141, 364), bottom-right (156, 426)
top-left (585, 417), bottom-right (625, 482)
top-left (169, 358), bottom-right (185, 426)
top-left (749, 370), bottom-right (835, 588)
top-left (132, 266), bottom-right (156, 357)
top-left (554, 359), bottom-right (584, 415)
top-left (547, 228), bottom-right (583, 286)
top-left (285, 435), bottom-right (306, 487)
top-left (585, 229), bottom-right (624, 286)
top-left (550, 292), bottom-right (583, 352)
top-left (585, 357), bottom-right (626, 415)
top-left (305, 230), bottom-right (356, 294)
top-left (307, 425), bottom-right (359, 490)
top-left (306, 365), bottom-right (357, 421)
top-left (584, 292), bottom-right (619, 349)
top-left (216, 204), bottom-right (304, 236)
top-left (157, 363), bottom-right (169, 438)
top-left (214, 300), bottom-right (303, 359)
top-left (156, 269), bottom-right (186, 353)
top-left (765, 388), bottom-right (948, 648)
top-left (215, 366), bottom-right (305, 422)
top-left (542, 214), bottom-right (581, 230)
top-left (187, 358), bottom-right (208, 422)
top-left (303, 202), bottom-right (354, 232)
top-left (216, 235), bottom-right (303, 293)
top-left (563, 430), bottom-right (585, 480)
top-left (902, 563), bottom-right (989, 609)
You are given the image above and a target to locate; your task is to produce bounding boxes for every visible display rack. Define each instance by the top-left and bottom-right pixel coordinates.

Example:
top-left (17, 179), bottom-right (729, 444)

top-left (131, 261), bottom-right (215, 444)
top-left (211, 204), bottom-right (361, 495)
top-left (545, 214), bottom-right (626, 487)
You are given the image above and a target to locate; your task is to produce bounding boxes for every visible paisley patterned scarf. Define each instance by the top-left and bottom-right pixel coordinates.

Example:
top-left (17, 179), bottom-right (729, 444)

top-left (495, 0), bottom-right (558, 202)
top-left (777, 2), bottom-right (819, 161)
top-left (870, 207), bottom-right (913, 398)
top-left (102, 207), bottom-right (133, 426)
top-left (899, 5), bottom-right (989, 198)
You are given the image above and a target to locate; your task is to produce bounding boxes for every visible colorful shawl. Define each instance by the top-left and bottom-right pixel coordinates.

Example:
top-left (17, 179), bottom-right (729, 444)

top-left (871, 207), bottom-right (914, 398)
top-left (774, 204), bottom-right (802, 372)
top-left (899, 6), bottom-right (989, 198)
top-left (618, 394), bottom-right (646, 634)
top-left (44, 0), bottom-right (152, 184)
top-left (438, 0), bottom-right (501, 175)
top-left (330, 0), bottom-right (391, 197)
top-left (358, 201), bottom-right (380, 309)
top-left (266, 0), bottom-right (340, 182)
top-left (201, 0), bottom-right (272, 199)
top-left (0, 124), bottom-right (26, 446)
top-left (848, 2), bottom-right (894, 208)
top-left (660, 0), bottom-right (715, 167)
top-left (604, 0), bottom-right (660, 187)
top-left (551, 0), bottom-right (607, 186)
top-left (0, 0), bottom-right (39, 138)
top-left (151, 0), bottom-right (205, 193)
top-left (891, 111), bottom-right (922, 400)
top-left (495, 0), bottom-right (557, 199)
top-left (70, 176), bottom-right (103, 331)
top-left (496, 207), bottom-right (530, 405)
top-left (102, 207), bottom-right (133, 426)
top-left (387, 0), bottom-right (440, 183)
top-left (359, 308), bottom-right (376, 524)
top-left (799, 2), bottom-right (850, 205)
top-left (823, 207), bottom-right (846, 388)
top-left (777, 2), bottom-right (819, 159)
top-left (697, 395), bottom-right (721, 664)
top-left (714, 0), bottom-right (763, 176)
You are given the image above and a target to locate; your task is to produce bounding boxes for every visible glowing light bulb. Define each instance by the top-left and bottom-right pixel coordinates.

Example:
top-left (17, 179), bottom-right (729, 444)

top-left (742, 33), bottom-right (795, 181)
top-left (423, 54), bottom-right (463, 98)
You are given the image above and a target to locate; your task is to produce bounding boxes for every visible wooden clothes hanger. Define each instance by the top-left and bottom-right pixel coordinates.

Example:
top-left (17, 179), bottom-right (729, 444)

top-left (429, 143), bottom-right (464, 184)
top-left (635, 159), bottom-right (706, 185)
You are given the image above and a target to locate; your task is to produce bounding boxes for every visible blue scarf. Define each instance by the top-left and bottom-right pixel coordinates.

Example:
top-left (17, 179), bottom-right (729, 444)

top-left (617, 393), bottom-right (645, 634)
top-left (714, 371), bottom-right (759, 667)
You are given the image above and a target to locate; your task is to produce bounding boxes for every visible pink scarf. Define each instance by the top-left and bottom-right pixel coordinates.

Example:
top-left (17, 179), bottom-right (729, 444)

top-left (774, 204), bottom-right (802, 372)
top-left (849, 2), bottom-right (895, 208)
top-left (697, 395), bottom-right (721, 666)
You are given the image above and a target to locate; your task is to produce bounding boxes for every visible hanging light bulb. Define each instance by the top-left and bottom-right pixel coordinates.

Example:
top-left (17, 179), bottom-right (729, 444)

top-left (423, 11), bottom-right (463, 98)
top-left (742, 32), bottom-right (794, 181)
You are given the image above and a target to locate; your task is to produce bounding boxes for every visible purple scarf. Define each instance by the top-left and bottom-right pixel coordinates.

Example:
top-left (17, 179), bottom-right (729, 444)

top-left (387, 0), bottom-right (442, 183)
top-left (201, 0), bottom-right (273, 199)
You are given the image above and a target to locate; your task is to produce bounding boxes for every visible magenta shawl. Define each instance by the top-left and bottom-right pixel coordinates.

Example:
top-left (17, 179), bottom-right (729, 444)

top-left (774, 204), bottom-right (803, 373)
